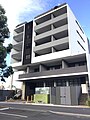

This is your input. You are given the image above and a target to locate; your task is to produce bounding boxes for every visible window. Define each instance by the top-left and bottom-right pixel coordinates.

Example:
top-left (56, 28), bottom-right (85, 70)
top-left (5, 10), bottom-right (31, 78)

top-left (47, 64), bottom-right (61, 70)
top-left (34, 68), bottom-right (39, 72)
top-left (26, 55), bottom-right (30, 59)
top-left (26, 43), bottom-right (31, 49)
top-left (75, 20), bottom-right (84, 34)
top-left (26, 35), bottom-right (30, 39)
top-left (77, 40), bottom-right (85, 51)
top-left (76, 30), bottom-right (85, 42)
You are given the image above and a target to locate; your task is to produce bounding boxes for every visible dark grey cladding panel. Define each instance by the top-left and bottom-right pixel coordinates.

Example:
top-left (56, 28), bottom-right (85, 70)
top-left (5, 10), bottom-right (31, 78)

top-left (56, 87), bottom-right (61, 104)
top-left (70, 86), bottom-right (81, 105)
top-left (22, 21), bottom-right (33, 65)
top-left (50, 87), bottom-right (56, 104)
top-left (19, 65), bottom-right (87, 79)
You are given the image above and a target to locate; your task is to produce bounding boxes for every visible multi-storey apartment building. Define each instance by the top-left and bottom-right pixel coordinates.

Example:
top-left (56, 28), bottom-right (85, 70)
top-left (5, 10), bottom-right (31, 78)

top-left (11, 3), bottom-right (90, 105)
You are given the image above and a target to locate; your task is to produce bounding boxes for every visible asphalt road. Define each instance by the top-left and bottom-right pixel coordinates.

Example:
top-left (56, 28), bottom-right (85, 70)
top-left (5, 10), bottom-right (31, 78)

top-left (0, 102), bottom-right (90, 120)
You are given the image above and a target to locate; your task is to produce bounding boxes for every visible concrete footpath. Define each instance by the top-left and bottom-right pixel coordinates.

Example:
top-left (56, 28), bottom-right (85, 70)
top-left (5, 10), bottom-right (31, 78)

top-left (0, 101), bottom-right (89, 109)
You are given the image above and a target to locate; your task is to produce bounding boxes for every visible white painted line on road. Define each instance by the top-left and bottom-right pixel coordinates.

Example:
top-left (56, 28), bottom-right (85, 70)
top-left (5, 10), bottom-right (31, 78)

top-left (10, 107), bottom-right (47, 112)
top-left (49, 110), bottom-right (90, 118)
top-left (0, 107), bottom-right (10, 111)
top-left (0, 112), bottom-right (28, 118)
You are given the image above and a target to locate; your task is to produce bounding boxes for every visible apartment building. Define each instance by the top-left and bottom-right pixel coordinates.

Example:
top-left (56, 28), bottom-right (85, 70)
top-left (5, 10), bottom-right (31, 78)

top-left (11, 3), bottom-right (90, 105)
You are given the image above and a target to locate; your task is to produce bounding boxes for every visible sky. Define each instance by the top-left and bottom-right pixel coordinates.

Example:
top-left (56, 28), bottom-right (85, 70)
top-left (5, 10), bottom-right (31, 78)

top-left (0, 0), bottom-right (90, 88)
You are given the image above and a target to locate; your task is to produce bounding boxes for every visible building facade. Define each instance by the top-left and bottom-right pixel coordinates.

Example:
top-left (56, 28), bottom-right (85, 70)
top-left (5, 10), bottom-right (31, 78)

top-left (11, 3), bottom-right (90, 105)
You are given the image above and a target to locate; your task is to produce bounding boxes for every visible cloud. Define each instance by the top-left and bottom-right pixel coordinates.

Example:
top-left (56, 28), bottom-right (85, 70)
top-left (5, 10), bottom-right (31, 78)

top-left (0, 0), bottom-right (46, 46)
top-left (0, 0), bottom-right (63, 45)
top-left (0, 0), bottom-right (45, 32)
top-left (18, 0), bottom-right (46, 23)
top-left (0, 0), bottom-right (62, 33)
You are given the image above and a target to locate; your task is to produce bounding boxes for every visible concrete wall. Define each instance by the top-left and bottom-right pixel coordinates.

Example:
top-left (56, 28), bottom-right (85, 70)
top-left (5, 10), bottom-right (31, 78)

top-left (67, 5), bottom-right (87, 55)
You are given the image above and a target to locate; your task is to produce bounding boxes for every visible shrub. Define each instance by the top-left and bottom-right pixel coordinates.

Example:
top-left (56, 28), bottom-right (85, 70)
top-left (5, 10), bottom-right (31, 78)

top-left (86, 98), bottom-right (90, 107)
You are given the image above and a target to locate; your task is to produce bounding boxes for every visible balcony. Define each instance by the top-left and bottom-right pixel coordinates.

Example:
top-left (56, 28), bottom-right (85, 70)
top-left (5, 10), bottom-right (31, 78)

top-left (53, 6), bottom-right (67, 17)
top-left (19, 65), bottom-right (87, 80)
top-left (13, 32), bottom-right (23, 42)
top-left (35, 14), bottom-right (51, 25)
top-left (13, 42), bottom-right (23, 51)
top-left (34, 13), bottom-right (67, 32)
top-left (34, 37), bottom-right (69, 55)
top-left (11, 52), bottom-right (22, 61)
top-left (34, 24), bottom-right (68, 42)
top-left (14, 25), bottom-right (24, 33)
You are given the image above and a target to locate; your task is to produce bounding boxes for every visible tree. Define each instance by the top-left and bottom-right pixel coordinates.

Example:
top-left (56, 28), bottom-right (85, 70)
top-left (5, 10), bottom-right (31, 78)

top-left (0, 4), bottom-right (13, 82)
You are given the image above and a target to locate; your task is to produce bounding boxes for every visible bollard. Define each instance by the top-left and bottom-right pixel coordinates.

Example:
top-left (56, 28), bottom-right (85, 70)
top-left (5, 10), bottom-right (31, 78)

top-left (5, 96), bottom-right (8, 101)
top-left (31, 95), bottom-right (33, 102)
top-left (27, 96), bottom-right (29, 103)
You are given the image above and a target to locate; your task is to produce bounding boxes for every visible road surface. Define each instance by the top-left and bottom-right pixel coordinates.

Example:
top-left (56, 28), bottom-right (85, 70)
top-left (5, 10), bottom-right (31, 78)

top-left (0, 102), bottom-right (90, 120)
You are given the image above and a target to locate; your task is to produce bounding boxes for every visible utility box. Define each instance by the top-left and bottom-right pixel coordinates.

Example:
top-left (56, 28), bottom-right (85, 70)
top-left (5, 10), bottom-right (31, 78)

top-left (34, 94), bottom-right (50, 104)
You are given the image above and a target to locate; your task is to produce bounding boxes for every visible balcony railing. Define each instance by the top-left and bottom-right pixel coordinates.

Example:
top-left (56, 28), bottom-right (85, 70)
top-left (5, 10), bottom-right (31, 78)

top-left (13, 32), bottom-right (23, 42)
top-left (11, 52), bottom-right (22, 61)
top-left (19, 65), bottom-right (87, 80)
top-left (34, 24), bottom-right (68, 41)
